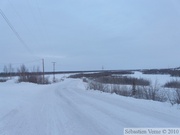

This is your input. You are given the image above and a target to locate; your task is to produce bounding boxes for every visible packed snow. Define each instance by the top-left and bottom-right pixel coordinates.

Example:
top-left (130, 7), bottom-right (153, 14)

top-left (0, 75), bottom-right (180, 135)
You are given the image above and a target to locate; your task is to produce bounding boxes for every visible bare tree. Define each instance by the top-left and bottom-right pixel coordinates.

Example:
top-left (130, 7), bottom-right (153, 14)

top-left (3, 65), bottom-right (8, 77)
top-left (131, 79), bottom-right (136, 96)
top-left (17, 64), bottom-right (29, 82)
top-left (3, 65), bottom-right (8, 74)
top-left (168, 88), bottom-right (180, 105)
top-left (3, 64), bottom-right (14, 78)
top-left (175, 89), bottom-right (180, 104)
top-left (8, 64), bottom-right (14, 78)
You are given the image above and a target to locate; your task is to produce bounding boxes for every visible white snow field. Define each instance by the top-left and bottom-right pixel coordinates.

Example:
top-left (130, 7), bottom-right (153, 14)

top-left (128, 71), bottom-right (180, 86)
top-left (0, 78), bottom-right (180, 135)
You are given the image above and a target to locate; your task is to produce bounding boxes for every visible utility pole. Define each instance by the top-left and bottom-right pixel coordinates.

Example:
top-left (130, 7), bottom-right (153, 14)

top-left (42, 59), bottom-right (45, 84)
top-left (52, 62), bottom-right (56, 82)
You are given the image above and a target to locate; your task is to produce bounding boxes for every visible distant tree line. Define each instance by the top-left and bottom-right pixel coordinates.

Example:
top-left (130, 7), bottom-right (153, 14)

top-left (142, 69), bottom-right (180, 77)
top-left (69, 71), bottom-right (133, 79)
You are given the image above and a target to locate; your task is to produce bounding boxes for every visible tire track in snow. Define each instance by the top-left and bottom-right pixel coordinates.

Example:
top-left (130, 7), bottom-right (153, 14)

top-left (54, 87), bottom-right (113, 135)
top-left (56, 86), bottom-right (135, 128)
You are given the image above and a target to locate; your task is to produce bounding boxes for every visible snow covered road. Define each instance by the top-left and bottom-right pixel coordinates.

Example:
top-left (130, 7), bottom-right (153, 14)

top-left (0, 79), bottom-right (180, 135)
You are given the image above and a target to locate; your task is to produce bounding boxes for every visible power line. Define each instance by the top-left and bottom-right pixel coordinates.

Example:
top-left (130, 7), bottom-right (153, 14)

top-left (25, 0), bottom-right (45, 39)
top-left (35, 0), bottom-right (48, 42)
top-left (7, 0), bottom-right (39, 46)
top-left (0, 8), bottom-right (32, 54)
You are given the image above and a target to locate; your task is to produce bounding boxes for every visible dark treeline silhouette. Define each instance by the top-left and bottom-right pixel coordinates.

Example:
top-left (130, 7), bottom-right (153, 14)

top-left (0, 72), bottom-right (44, 77)
top-left (0, 70), bottom-right (133, 77)
top-left (69, 71), bottom-right (133, 78)
top-left (142, 68), bottom-right (180, 77)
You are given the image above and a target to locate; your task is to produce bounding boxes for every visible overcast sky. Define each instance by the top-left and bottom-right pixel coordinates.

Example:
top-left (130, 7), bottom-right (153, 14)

top-left (1, 0), bottom-right (180, 71)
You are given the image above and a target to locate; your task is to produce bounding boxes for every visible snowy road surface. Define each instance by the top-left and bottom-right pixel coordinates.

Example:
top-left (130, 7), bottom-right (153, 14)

top-left (0, 79), bottom-right (180, 135)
